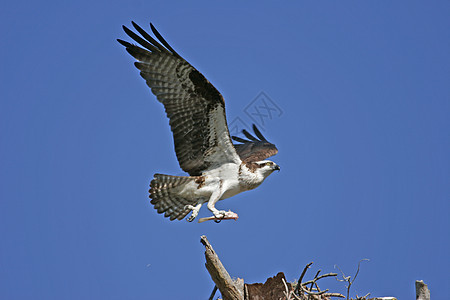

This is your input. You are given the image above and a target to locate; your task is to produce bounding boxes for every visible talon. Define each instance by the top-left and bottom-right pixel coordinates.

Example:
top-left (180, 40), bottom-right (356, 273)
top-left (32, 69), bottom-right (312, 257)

top-left (212, 210), bottom-right (227, 223)
top-left (213, 210), bottom-right (227, 219)
top-left (198, 211), bottom-right (239, 223)
top-left (184, 204), bottom-right (194, 211)
top-left (185, 203), bottom-right (201, 222)
top-left (186, 209), bottom-right (198, 222)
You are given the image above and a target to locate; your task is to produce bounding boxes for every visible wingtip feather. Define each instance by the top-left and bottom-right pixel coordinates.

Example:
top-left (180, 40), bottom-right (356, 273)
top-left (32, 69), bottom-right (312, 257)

top-left (149, 23), bottom-right (180, 57)
top-left (117, 39), bottom-right (131, 47)
top-left (232, 136), bottom-right (248, 143)
top-left (252, 124), bottom-right (267, 141)
top-left (242, 129), bottom-right (258, 142)
top-left (150, 22), bottom-right (157, 33)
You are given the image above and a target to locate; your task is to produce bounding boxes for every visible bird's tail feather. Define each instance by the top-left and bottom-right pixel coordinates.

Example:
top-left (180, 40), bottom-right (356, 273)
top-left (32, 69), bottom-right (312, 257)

top-left (149, 173), bottom-right (198, 221)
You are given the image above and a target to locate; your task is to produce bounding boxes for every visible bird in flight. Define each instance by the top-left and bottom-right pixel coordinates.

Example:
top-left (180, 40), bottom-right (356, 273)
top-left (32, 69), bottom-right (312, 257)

top-left (117, 22), bottom-right (280, 222)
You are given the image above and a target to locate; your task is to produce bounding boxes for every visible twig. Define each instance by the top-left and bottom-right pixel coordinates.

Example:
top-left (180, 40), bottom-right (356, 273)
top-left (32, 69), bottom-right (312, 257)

top-left (356, 293), bottom-right (370, 299)
top-left (302, 272), bottom-right (338, 285)
top-left (335, 259), bottom-right (369, 300)
top-left (282, 277), bottom-right (302, 300)
top-left (324, 292), bottom-right (346, 298)
top-left (311, 271), bottom-right (321, 292)
top-left (294, 262), bottom-right (345, 299)
top-left (307, 270), bottom-right (320, 300)
top-left (301, 285), bottom-right (329, 296)
top-left (208, 285), bottom-right (218, 300)
top-left (295, 262), bottom-right (313, 294)
top-left (352, 259), bottom-right (369, 285)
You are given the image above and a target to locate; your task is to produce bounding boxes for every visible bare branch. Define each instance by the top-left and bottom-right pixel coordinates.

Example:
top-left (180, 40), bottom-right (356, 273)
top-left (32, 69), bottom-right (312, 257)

top-left (324, 292), bottom-right (346, 298)
top-left (208, 286), bottom-right (218, 300)
top-left (335, 259), bottom-right (370, 300)
top-left (200, 236), bottom-right (243, 300)
top-left (302, 272), bottom-right (338, 285)
top-left (351, 259), bottom-right (370, 285)
top-left (295, 262), bottom-right (313, 294)
top-left (310, 270), bottom-right (321, 292)
top-left (301, 285), bottom-right (329, 296)
top-left (282, 277), bottom-right (302, 300)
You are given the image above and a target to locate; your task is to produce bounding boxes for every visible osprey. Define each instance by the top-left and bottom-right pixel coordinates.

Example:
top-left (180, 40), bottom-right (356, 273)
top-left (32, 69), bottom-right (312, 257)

top-left (118, 22), bottom-right (280, 222)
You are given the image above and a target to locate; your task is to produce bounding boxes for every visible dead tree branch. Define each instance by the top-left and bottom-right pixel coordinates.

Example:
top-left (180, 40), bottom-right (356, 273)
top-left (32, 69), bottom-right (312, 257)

top-left (415, 280), bottom-right (430, 300)
top-left (295, 262), bottom-right (313, 294)
top-left (208, 286), bottom-right (218, 300)
top-left (200, 235), bottom-right (243, 300)
top-left (294, 262), bottom-right (345, 299)
top-left (199, 237), bottom-right (404, 300)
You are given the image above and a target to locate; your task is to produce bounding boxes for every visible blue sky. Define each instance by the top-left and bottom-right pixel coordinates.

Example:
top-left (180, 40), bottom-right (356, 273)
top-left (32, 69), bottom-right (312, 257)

top-left (1, 1), bottom-right (449, 299)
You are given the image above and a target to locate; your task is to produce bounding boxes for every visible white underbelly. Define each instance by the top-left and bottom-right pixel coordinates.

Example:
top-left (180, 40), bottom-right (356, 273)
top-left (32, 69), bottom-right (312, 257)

top-left (220, 181), bottom-right (242, 200)
top-left (177, 163), bottom-right (244, 202)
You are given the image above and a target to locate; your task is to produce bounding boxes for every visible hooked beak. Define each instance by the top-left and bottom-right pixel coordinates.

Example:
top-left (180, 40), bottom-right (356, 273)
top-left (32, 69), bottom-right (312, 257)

top-left (274, 164), bottom-right (281, 171)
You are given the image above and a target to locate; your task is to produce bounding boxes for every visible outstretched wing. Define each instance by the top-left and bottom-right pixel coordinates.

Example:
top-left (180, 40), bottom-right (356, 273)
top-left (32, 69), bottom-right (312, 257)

top-left (118, 22), bottom-right (241, 176)
top-left (232, 124), bottom-right (278, 163)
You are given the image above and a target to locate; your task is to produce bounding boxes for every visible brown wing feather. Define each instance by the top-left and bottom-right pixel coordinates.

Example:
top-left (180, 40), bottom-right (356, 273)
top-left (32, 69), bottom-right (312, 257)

top-left (118, 22), bottom-right (240, 175)
top-left (232, 124), bottom-right (278, 163)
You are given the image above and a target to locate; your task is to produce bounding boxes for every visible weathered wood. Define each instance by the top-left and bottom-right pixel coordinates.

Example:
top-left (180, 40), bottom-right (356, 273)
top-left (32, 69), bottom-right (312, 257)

top-left (245, 272), bottom-right (292, 300)
top-left (415, 280), bottom-right (430, 300)
top-left (200, 235), bottom-right (243, 300)
top-left (200, 236), bottom-right (416, 300)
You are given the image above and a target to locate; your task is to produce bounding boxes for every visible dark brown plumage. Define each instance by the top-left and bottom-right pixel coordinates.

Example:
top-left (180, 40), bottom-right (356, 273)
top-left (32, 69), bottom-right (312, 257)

top-left (232, 124), bottom-right (278, 163)
top-left (117, 22), bottom-right (237, 176)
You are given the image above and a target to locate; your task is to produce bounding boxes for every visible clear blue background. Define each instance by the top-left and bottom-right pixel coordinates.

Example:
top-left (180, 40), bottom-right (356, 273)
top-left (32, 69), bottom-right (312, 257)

top-left (1, 1), bottom-right (449, 299)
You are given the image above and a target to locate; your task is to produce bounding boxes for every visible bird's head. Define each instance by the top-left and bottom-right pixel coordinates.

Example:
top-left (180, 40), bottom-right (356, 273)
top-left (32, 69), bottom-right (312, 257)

top-left (255, 160), bottom-right (280, 177)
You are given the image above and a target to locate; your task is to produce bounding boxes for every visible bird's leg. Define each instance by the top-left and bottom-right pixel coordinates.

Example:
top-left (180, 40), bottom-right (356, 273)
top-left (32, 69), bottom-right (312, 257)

top-left (206, 185), bottom-right (227, 219)
top-left (185, 203), bottom-right (202, 222)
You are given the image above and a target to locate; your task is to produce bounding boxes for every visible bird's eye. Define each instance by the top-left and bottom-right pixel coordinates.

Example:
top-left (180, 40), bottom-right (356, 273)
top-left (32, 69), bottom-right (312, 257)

top-left (266, 162), bottom-right (271, 166)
